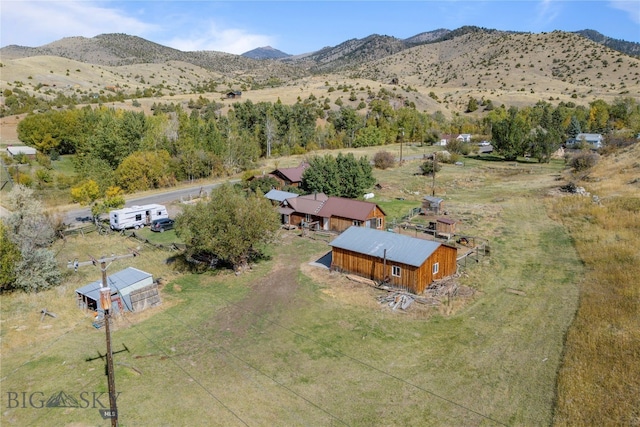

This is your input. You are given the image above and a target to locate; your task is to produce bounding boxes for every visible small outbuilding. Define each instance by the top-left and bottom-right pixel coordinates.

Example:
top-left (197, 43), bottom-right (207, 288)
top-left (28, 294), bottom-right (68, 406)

top-left (6, 146), bottom-right (37, 159)
top-left (422, 196), bottom-right (444, 215)
top-left (435, 217), bottom-right (457, 238)
top-left (329, 226), bottom-right (458, 294)
top-left (75, 267), bottom-right (160, 313)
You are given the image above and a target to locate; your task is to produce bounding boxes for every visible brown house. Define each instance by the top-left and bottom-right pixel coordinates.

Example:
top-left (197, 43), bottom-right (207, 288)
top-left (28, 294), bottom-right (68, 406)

top-left (278, 194), bottom-right (386, 233)
top-left (281, 193), bottom-right (328, 229)
top-left (270, 162), bottom-right (309, 188)
top-left (330, 226), bottom-right (457, 294)
top-left (318, 197), bottom-right (386, 232)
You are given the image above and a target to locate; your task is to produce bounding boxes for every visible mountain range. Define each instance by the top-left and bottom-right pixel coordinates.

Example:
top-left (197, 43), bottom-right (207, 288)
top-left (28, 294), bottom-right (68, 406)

top-left (1, 26), bottom-right (638, 116)
top-left (242, 27), bottom-right (640, 62)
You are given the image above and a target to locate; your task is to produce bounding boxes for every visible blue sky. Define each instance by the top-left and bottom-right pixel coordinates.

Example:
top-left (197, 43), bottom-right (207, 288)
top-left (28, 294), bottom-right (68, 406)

top-left (1, 1), bottom-right (638, 54)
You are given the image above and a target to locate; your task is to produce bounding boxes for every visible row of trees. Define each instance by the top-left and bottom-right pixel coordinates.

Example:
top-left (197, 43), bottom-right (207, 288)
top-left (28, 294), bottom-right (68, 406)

top-left (13, 96), bottom-right (640, 203)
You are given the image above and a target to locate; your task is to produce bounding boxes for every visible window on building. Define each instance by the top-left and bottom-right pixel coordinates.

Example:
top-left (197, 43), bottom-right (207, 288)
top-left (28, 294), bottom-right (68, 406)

top-left (432, 262), bottom-right (439, 274)
top-left (377, 218), bottom-right (383, 228)
top-left (353, 220), bottom-right (362, 226)
top-left (305, 214), bottom-right (311, 222)
top-left (392, 266), bottom-right (401, 277)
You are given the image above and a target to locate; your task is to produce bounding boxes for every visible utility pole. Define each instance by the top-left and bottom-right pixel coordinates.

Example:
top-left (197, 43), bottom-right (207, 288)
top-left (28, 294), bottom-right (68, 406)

top-left (70, 252), bottom-right (137, 427)
top-left (399, 127), bottom-right (404, 164)
top-left (99, 263), bottom-right (118, 427)
top-left (432, 154), bottom-right (437, 197)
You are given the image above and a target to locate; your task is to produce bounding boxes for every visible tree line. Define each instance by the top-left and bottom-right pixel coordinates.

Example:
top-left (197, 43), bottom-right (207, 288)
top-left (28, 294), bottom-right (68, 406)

top-left (12, 96), bottom-right (640, 202)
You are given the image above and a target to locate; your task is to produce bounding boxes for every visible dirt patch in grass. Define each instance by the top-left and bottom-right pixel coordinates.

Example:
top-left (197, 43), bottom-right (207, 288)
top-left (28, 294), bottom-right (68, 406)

top-left (211, 258), bottom-right (300, 337)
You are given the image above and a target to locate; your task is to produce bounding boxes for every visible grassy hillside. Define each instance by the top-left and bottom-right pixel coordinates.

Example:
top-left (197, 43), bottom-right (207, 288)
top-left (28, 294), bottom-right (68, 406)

top-left (1, 31), bottom-right (638, 117)
top-left (550, 143), bottom-right (640, 425)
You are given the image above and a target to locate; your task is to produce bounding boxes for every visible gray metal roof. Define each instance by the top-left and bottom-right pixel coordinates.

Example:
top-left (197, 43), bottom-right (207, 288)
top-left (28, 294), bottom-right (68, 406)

top-left (423, 196), bottom-right (443, 204)
top-left (75, 267), bottom-right (152, 311)
top-left (329, 226), bottom-right (441, 267)
top-left (264, 189), bottom-right (299, 202)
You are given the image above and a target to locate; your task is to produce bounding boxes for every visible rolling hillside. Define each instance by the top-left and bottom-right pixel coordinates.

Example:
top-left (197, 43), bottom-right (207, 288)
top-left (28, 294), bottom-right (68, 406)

top-left (1, 28), bottom-right (639, 116)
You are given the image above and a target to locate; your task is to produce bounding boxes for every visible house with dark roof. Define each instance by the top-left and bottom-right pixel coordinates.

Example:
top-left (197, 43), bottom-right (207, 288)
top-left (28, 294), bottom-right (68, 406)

top-left (329, 227), bottom-right (458, 294)
top-left (280, 193), bottom-right (328, 228)
top-left (318, 197), bottom-right (386, 232)
top-left (275, 193), bottom-right (385, 232)
top-left (270, 162), bottom-right (309, 188)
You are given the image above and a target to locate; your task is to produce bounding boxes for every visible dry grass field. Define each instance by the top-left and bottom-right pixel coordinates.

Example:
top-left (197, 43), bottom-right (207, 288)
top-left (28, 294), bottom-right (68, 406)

top-left (549, 143), bottom-right (640, 426)
top-left (1, 152), bottom-right (591, 426)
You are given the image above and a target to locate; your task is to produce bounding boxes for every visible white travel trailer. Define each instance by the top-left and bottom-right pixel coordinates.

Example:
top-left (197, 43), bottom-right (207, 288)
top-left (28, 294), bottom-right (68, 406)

top-left (109, 204), bottom-right (168, 230)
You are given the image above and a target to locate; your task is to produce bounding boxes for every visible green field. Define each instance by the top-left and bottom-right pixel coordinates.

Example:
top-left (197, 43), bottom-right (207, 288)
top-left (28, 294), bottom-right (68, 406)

top-left (0, 155), bottom-right (584, 426)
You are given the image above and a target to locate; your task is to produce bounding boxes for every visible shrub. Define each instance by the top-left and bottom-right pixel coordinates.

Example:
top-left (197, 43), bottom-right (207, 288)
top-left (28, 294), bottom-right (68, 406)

top-left (373, 151), bottom-right (395, 169)
top-left (568, 151), bottom-right (599, 171)
top-left (445, 139), bottom-right (472, 155)
top-left (36, 152), bottom-right (52, 169)
top-left (419, 160), bottom-right (442, 176)
top-left (35, 169), bottom-right (53, 184)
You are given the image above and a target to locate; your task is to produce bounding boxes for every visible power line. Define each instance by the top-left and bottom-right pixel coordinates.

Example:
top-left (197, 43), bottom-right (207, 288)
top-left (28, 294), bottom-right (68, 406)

top-left (120, 315), bottom-right (251, 427)
top-left (0, 317), bottom-right (87, 382)
top-left (209, 295), bottom-right (509, 426)
top-left (159, 307), bottom-right (352, 426)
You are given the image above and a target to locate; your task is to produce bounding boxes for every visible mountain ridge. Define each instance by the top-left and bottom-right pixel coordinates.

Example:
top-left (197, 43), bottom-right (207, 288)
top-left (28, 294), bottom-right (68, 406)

top-left (1, 27), bottom-right (638, 117)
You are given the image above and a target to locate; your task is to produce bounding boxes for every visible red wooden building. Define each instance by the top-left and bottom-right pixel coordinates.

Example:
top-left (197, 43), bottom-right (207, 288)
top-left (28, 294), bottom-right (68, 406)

top-left (330, 226), bottom-right (458, 294)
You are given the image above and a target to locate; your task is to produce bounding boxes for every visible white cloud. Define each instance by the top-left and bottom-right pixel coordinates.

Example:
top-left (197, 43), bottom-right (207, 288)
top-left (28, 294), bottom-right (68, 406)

top-left (0, 1), bottom-right (157, 47)
top-left (163, 23), bottom-right (275, 54)
top-left (535, 0), bottom-right (561, 27)
top-left (609, 0), bottom-right (640, 24)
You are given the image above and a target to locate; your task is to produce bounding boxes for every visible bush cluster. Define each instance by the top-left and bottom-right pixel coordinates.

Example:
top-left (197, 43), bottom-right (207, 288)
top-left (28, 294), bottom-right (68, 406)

top-left (567, 151), bottom-right (599, 171)
top-left (373, 151), bottom-right (395, 169)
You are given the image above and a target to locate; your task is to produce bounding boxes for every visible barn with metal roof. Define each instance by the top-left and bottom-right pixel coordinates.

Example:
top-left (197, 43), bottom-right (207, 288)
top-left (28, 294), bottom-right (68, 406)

top-left (75, 267), bottom-right (160, 313)
top-left (329, 226), bottom-right (457, 294)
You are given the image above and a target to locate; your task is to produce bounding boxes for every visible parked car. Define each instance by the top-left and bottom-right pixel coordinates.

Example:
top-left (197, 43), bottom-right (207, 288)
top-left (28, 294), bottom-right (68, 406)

top-left (150, 218), bottom-right (175, 232)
